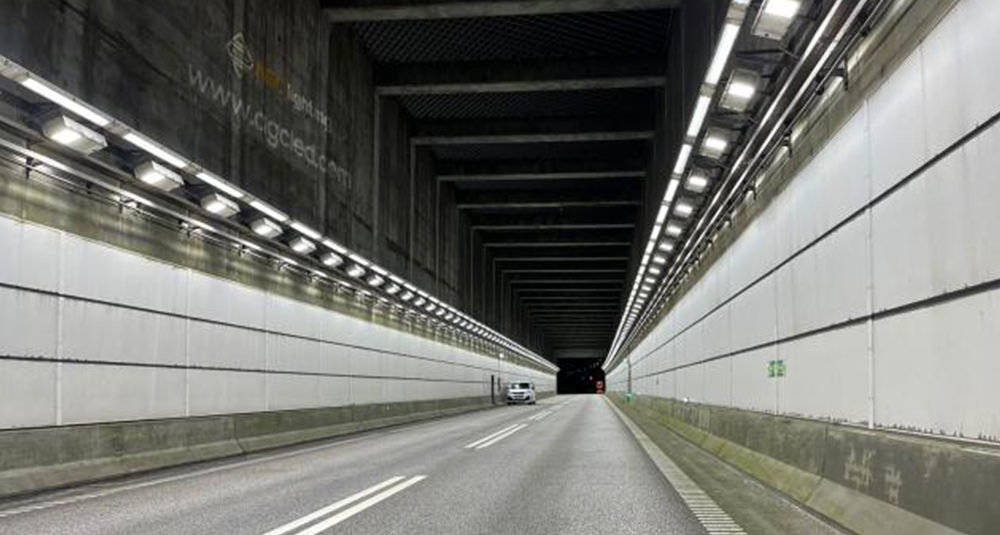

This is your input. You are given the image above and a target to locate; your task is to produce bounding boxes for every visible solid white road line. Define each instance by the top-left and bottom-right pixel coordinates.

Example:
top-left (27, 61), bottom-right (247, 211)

top-left (475, 424), bottom-right (527, 450)
top-left (463, 424), bottom-right (522, 449)
top-left (293, 476), bottom-right (427, 535)
top-left (528, 411), bottom-right (552, 421)
top-left (261, 477), bottom-right (406, 535)
top-left (604, 398), bottom-right (747, 535)
top-left (0, 433), bottom-right (382, 519)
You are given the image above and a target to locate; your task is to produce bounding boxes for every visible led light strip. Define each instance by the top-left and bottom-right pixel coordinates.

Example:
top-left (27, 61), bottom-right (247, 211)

top-left (605, 1), bottom-right (751, 367)
top-left (0, 56), bottom-right (556, 373)
top-left (606, 0), bottom-right (868, 371)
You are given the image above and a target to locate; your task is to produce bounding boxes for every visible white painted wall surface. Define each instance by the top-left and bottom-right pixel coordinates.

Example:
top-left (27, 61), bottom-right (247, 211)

top-left (608, 0), bottom-right (1000, 440)
top-left (0, 215), bottom-right (554, 429)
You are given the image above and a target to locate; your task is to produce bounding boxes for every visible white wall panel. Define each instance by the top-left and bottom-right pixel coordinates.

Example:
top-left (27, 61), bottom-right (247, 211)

top-left (268, 375), bottom-right (323, 411)
top-left (188, 322), bottom-right (265, 369)
top-left (0, 288), bottom-right (57, 358)
top-left (703, 357), bottom-right (732, 407)
top-left (729, 278), bottom-right (776, 350)
top-left (188, 271), bottom-right (264, 328)
top-left (920, 10), bottom-right (965, 156)
top-left (871, 134), bottom-right (1000, 311)
top-left (874, 289), bottom-right (1000, 438)
top-left (63, 235), bottom-right (188, 315)
top-left (778, 216), bottom-right (869, 338)
top-left (868, 52), bottom-right (927, 197)
top-left (0, 360), bottom-right (56, 428)
top-left (956, 0), bottom-right (1000, 129)
top-left (0, 216), bottom-right (60, 291)
top-left (187, 370), bottom-right (266, 415)
top-left (61, 363), bottom-right (186, 424)
top-left (318, 376), bottom-right (351, 407)
top-left (778, 324), bottom-right (869, 423)
top-left (350, 377), bottom-right (381, 405)
top-left (730, 347), bottom-right (776, 414)
top-left (62, 301), bottom-right (186, 366)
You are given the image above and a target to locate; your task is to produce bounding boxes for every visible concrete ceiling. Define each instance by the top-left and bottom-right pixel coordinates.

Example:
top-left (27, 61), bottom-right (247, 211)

top-left (331, 0), bottom-right (677, 359)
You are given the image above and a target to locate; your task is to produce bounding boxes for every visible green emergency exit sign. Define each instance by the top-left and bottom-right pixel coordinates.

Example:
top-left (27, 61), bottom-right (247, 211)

top-left (768, 359), bottom-right (786, 378)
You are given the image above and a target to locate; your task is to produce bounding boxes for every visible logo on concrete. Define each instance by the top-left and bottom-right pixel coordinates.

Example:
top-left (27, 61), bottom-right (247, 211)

top-left (226, 32), bottom-right (255, 78)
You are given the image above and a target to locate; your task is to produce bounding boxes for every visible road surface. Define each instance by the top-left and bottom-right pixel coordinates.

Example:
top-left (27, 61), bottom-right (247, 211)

top-left (0, 396), bottom-right (708, 535)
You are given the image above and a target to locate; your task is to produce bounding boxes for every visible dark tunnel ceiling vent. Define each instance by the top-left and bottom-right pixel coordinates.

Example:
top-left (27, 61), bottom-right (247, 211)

top-left (352, 10), bottom-right (671, 63)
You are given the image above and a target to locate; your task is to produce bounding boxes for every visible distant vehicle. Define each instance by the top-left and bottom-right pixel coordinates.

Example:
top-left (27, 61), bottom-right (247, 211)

top-left (506, 382), bottom-right (536, 405)
top-left (595, 380), bottom-right (605, 394)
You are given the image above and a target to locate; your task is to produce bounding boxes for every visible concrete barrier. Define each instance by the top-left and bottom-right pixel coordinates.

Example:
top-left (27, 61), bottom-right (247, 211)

top-left (0, 395), bottom-right (495, 500)
top-left (0, 416), bottom-right (241, 499)
top-left (610, 393), bottom-right (997, 535)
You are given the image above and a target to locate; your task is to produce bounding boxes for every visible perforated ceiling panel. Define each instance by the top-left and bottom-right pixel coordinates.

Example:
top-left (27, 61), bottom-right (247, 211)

top-left (352, 10), bottom-right (671, 63)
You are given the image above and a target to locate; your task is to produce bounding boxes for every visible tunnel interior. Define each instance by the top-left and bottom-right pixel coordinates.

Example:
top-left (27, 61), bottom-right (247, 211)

top-left (3, 1), bottom-right (999, 533)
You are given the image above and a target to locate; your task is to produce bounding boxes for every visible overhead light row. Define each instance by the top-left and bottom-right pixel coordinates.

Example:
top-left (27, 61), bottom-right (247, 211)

top-left (606, 0), bottom-right (802, 368)
top-left (4, 59), bottom-right (556, 373)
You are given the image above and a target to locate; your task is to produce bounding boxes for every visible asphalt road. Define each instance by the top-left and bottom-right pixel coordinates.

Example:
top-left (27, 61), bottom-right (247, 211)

top-left (0, 396), bottom-right (707, 535)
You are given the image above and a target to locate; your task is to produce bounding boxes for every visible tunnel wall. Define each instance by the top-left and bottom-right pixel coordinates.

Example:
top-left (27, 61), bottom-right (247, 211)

top-left (609, 0), bottom-right (1000, 442)
top-left (607, 0), bottom-right (1000, 532)
top-left (0, 212), bottom-right (554, 431)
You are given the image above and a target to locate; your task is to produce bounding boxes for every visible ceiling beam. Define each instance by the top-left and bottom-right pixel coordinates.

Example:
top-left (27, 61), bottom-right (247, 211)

top-left (324, 0), bottom-right (680, 22)
top-left (440, 171), bottom-right (644, 183)
top-left (510, 279), bottom-right (623, 284)
top-left (514, 288), bottom-right (623, 293)
top-left (459, 200), bottom-right (638, 210)
top-left (485, 243), bottom-right (630, 250)
top-left (414, 131), bottom-right (653, 146)
top-left (495, 257), bottom-right (629, 262)
top-left (521, 304), bottom-right (621, 311)
top-left (478, 225), bottom-right (634, 233)
top-left (534, 313), bottom-right (619, 317)
top-left (381, 76), bottom-right (664, 95)
top-left (502, 269), bottom-right (625, 274)
top-left (530, 310), bottom-right (618, 319)
top-left (377, 58), bottom-right (664, 96)
top-left (437, 158), bottom-right (645, 177)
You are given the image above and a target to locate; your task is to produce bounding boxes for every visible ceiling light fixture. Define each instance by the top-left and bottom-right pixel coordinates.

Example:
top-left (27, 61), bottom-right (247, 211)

top-left (134, 160), bottom-right (183, 191)
top-left (42, 115), bottom-right (107, 154)
top-left (250, 217), bottom-right (282, 239)
top-left (200, 193), bottom-right (239, 217)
